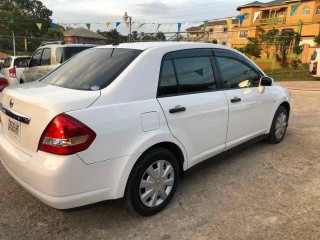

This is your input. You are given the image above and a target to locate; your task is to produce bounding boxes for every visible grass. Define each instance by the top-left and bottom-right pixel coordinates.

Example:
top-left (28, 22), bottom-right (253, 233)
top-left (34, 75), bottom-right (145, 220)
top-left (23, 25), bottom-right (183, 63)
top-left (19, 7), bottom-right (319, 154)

top-left (264, 64), bottom-right (317, 82)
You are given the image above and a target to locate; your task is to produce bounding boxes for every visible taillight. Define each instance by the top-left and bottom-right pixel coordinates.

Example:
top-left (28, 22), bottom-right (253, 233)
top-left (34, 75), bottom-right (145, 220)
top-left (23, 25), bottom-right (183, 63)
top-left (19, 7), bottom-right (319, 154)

top-left (0, 77), bottom-right (9, 92)
top-left (9, 68), bottom-right (16, 78)
top-left (38, 114), bottom-right (96, 155)
top-left (313, 61), bottom-right (318, 72)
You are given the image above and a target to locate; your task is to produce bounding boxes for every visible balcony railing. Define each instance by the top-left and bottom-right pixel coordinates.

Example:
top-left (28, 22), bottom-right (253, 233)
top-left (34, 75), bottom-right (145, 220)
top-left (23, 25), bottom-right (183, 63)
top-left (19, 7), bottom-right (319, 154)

top-left (259, 18), bottom-right (286, 26)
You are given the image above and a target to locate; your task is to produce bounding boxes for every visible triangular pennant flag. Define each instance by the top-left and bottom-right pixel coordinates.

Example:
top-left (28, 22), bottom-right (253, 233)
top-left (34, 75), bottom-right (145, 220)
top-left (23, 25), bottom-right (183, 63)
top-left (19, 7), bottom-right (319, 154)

top-left (291, 3), bottom-right (301, 15)
top-left (9, 18), bottom-right (14, 24)
top-left (138, 23), bottom-right (145, 29)
top-left (238, 15), bottom-right (245, 26)
top-left (125, 22), bottom-right (130, 28)
top-left (253, 11), bottom-right (261, 23)
top-left (50, 23), bottom-right (56, 30)
top-left (178, 23), bottom-right (182, 32)
top-left (168, 23), bottom-right (173, 32)
top-left (86, 23), bottom-right (91, 30)
top-left (185, 22), bottom-right (188, 26)
top-left (36, 23), bottom-right (42, 30)
top-left (156, 24), bottom-right (161, 32)
top-left (106, 22), bottom-right (110, 27)
top-left (203, 21), bottom-right (208, 31)
top-left (116, 22), bottom-right (121, 28)
top-left (226, 18), bottom-right (233, 30)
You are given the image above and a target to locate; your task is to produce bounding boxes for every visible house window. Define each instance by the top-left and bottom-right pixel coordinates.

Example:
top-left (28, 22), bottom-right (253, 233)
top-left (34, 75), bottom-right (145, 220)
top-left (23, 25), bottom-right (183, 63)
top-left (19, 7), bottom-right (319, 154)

top-left (281, 28), bottom-right (294, 34)
top-left (302, 6), bottom-right (311, 15)
top-left (209, 28), bottom-right (214, 33)
top-left (239, 30), bottom-right (248, 39)
top-left (223, 27), bottom-right (228, 32)
top-left (317, 6), bottom-right (320, 14)
top-left (222, 42), bottom-right (227, 45)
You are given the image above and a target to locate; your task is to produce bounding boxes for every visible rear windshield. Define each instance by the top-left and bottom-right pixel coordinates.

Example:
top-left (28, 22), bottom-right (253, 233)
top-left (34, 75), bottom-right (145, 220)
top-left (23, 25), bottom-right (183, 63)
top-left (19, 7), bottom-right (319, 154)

top-left (14, 57), bottom-right (31, 68)
top-left (41, 48), bottom-right (142, 90)
top-left (311, 51), bottom-right (317, 61)
top-left (56, 46), bottom-right (93, 64)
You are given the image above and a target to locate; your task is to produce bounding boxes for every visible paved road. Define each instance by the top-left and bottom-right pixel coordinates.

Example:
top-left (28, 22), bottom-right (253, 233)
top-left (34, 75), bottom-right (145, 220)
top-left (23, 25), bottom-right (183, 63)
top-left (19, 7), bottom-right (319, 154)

top-left (1, 89), bottom-right (320, 240)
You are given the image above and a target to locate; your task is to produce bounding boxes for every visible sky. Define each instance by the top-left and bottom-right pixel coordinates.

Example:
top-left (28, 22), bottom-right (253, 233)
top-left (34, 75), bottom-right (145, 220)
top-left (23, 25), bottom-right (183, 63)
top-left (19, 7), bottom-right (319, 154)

top-left (41, 0), bottom-right (267, 34)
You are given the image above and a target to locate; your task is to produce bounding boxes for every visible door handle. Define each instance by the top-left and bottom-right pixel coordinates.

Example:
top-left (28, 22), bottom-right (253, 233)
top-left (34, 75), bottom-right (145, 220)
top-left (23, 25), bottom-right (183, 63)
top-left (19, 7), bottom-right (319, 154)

top-left (231, 97), bottom-right (241, 103)
top-left (169, 106), bottom-right (186, 114)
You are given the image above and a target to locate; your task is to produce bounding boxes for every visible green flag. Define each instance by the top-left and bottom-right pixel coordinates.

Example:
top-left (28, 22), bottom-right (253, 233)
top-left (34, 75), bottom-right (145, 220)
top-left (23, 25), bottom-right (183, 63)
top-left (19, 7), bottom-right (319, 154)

top-left (9, 18), bottom-right (14, 24)
top-left (203, 21), bottom-right (208, 31)
top-left (290, 4), bottom-right (301, 16)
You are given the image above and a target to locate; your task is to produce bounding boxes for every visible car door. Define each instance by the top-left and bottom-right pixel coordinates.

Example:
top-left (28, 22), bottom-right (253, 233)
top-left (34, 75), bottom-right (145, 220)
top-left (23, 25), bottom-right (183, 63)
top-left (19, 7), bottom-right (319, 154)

top-left (213, 49), bottom-right (274, 149)
top-left (157, 49), bottom-right (229, 168)
top-left (23, 49), bottom-right (43, 82)
top-left (36, 48), bottom-right (52, 80)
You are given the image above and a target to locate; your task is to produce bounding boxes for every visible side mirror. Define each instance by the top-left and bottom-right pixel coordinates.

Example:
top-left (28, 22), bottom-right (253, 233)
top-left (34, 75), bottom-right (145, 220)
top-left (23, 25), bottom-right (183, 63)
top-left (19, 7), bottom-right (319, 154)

top-left (260, 76), bottom-right (273, 86)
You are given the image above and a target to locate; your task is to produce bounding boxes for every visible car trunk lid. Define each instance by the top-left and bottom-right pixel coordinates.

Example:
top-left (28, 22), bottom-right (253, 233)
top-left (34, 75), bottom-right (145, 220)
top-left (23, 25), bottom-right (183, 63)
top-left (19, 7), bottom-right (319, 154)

top-left (0, 81), bottom-right (100, 156)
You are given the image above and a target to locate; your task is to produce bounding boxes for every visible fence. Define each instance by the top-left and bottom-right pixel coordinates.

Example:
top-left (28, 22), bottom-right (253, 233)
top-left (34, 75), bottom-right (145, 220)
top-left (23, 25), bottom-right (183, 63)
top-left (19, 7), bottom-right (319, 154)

top-left (0, 34), bottom-right (60, 56)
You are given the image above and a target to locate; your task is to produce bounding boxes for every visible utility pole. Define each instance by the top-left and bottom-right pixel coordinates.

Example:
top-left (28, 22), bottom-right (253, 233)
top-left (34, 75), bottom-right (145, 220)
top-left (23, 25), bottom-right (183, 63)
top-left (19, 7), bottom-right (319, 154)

top-left (12, 31), bottom-right (16, 56)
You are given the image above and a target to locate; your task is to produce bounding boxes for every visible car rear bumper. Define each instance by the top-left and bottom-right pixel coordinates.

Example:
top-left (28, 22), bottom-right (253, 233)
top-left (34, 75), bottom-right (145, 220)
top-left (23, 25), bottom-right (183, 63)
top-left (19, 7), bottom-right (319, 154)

top-left (0, 125), bottom-right (133, 209)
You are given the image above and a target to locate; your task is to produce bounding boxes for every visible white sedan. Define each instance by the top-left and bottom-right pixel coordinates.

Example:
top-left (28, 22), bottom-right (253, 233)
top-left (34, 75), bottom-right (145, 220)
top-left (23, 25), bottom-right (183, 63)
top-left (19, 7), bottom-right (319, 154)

top-left (0, 42), bottom-right (291, 216)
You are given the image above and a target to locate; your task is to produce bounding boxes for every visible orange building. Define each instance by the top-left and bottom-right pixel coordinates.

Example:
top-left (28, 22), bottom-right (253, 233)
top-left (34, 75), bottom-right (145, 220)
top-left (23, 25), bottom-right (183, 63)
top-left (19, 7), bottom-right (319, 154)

top-left (232, 0), bottom-right (320, 49)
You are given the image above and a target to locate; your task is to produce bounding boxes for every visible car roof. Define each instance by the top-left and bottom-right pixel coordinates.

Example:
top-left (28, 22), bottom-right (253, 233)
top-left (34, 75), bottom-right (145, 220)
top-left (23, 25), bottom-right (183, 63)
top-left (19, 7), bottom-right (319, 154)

top-left (39, 44), bottom-right (96, 48)
top-left (95, 41), bottom-right (232, 51)
top-left (10, 56), bottom-right (30, 59)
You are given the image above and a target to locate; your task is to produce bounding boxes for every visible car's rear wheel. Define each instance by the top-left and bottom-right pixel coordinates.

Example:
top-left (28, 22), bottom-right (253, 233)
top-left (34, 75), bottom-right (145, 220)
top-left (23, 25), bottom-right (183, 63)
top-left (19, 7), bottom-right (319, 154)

top-left (124, 148), bottom-right (179, 216)
top-left (267, 106), bottom-right (288, 144)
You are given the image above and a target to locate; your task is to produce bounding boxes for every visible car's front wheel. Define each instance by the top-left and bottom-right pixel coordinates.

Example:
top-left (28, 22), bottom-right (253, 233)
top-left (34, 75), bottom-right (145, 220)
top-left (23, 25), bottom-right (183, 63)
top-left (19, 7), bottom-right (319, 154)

top-left (124, 148), bottom-right (179, 216)
top-left (268, 106), bottom-right (288, 144)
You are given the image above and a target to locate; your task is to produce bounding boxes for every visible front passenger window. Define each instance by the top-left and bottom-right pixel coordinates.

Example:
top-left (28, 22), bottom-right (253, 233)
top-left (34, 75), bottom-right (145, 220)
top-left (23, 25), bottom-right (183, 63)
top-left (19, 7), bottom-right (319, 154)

top-left (216, 57), bottom-right (260, 88)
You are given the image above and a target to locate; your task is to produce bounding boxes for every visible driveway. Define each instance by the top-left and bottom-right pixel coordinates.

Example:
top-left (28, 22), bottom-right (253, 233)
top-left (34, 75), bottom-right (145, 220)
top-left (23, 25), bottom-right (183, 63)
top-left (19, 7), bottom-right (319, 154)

top-left (0, 87), bottom-right (320, 240)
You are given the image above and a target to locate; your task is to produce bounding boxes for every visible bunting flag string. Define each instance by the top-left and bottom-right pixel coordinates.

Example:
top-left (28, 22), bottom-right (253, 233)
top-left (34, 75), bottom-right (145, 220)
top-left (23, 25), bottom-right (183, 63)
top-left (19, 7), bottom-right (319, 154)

top-left (290, 3), bottom-right (301, 16)
top-left (168, 23), bottom-right (173, 32)
top-left (36, 23), bottom-right (42, 30)
top-left (86, 23), bottom-right (91, 30)
top-left (238, 14), bottom-right (246, 26)
top-left (106, 22), bottom-right (110, 27)
top-left (178, 23), bottom-right (181, 32)
top-left (116, 22), bottom-right (121, 28)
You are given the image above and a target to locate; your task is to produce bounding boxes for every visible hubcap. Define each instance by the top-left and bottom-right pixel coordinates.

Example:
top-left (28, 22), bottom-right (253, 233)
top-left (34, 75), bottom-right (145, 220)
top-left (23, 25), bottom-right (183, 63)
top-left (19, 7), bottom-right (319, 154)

top-left (275, 112), bottom-right (287, 139)
top-left (139, 160), bottom-right (174, 208)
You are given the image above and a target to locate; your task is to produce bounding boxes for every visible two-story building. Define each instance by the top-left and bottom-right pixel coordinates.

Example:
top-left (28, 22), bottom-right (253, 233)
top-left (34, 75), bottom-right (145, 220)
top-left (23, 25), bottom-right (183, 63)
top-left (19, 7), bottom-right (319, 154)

top-left (232, 0), bottom-right (320, 50)
top-left (186, 19), bottom-right (239, 46)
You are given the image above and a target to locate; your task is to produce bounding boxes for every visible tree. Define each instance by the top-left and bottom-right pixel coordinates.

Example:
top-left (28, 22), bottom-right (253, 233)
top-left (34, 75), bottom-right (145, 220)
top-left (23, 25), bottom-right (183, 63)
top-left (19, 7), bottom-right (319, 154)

top-left (244, 37), bottom-right (261, 58)
top-left (98, 29), bottom-right (127, 44)
top-left (0, 0), bottom-right (53, 37)
top-left (258, 27), bottom-right (278, 59)
top-left (275, 30), bottom-right (296, 67)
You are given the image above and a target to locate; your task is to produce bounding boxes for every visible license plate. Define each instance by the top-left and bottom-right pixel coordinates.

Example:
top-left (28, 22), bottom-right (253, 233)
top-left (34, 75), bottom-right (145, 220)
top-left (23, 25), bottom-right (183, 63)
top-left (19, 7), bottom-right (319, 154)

top-left (8, 118), bottom-right (21, 141)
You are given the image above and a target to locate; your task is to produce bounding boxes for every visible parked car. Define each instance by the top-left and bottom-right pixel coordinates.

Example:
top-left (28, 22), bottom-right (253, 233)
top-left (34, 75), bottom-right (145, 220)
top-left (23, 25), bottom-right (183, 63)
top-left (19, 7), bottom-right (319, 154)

top-left (309, 49), bottom-right (320, 77)
top-left (0, 42), bottom-right (291, 216)
top-left (20, 42), bottom-right (95, 83)
top-left (0, 56), bottom-right (31, 86)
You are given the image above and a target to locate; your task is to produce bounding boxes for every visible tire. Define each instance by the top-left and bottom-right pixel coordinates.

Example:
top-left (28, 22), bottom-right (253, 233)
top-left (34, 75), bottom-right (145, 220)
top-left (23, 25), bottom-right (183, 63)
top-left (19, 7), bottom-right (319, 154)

top-left (267, 106), bottom-right (288, 144)
top-left (124, 147), bottom-right (179, 216)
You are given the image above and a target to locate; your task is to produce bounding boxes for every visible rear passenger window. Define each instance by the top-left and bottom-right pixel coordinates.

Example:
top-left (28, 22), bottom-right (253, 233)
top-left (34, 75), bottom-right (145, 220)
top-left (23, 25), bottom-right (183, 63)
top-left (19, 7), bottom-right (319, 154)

top-left (216, 57), bottom-right (260, 88)
top-left (159, 60), bottom-right (178, 96)
top-left (40, 48), bottom-right (51, 66)
top-left (174, 57), bottom-right (216, 93)
top-left (158, 49), bottom-right (217, 97)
